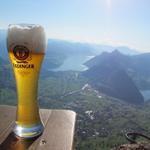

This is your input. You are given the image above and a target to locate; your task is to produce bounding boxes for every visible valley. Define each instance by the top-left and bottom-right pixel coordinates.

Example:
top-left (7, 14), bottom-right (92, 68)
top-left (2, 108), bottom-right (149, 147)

top-left (0, 34), bottom-right (150, 149)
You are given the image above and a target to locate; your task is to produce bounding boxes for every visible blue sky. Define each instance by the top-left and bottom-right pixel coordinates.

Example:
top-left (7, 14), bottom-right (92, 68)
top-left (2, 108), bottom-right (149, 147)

top-left (0, 0), bottom-right (150, 52)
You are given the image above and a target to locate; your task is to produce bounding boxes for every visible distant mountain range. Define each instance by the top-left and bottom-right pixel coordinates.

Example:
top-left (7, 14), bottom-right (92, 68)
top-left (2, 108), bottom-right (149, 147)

top-left (83, 50), bottom-right (150, 104)
top-left (1, 29), bottom-right (149, 105)
top-left (0, 57), bottom-right (14, 90)
top-left (0, 29), bottom-right (139, 69)
top-left (85, 50), bottom-right (150, 86)
top-left (0, 29), bottom-right (8, 58)
top-left (85, 50), bottom-right (150, 75)
top-left (1, 29), bottom-right (150, 149)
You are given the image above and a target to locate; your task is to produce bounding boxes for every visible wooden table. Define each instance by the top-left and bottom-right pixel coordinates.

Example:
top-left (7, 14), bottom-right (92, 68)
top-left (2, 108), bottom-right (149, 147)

top-left (0, 105), bottom-right (76, 150)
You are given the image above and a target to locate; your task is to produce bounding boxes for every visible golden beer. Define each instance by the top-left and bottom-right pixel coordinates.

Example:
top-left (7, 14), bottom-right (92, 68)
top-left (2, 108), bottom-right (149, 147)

top-left (7, 24), bottom-right (46, 138)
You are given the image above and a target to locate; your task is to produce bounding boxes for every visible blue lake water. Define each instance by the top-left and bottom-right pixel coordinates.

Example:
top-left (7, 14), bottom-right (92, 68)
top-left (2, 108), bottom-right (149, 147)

top-left (141, 90), bottom-right (150, 101)
top-left (51, 55), bottom-right (95, 71)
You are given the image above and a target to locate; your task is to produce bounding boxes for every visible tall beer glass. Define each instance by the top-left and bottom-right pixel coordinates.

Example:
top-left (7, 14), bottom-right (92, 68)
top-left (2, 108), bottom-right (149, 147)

top-left (7, 24), bottom-right (46, 138)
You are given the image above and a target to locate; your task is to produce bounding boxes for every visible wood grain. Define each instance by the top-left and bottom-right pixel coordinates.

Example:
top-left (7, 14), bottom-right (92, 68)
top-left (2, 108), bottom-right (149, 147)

top-left (0, 105), bottom-right (76, 150)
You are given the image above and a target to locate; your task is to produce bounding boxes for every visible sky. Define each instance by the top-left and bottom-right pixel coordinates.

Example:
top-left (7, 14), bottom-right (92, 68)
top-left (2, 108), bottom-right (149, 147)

top-left (0, 0), bottom-right (150, 52)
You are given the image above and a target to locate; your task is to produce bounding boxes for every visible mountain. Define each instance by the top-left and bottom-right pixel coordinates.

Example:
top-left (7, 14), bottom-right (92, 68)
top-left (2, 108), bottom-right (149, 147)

top-left (85, 50), bottom-right (150, 90)
top-left (47, 39), bottom-right (94, 56)
top-left (0, 56), bottom-right (16, 105)
top-left (0, 57), bottom-right (14, 88)
top-left (0, 30), bottom-right (95, 69)
top-left (92, 45), bottom-right (138, 55)
top-left (0, 29), bottom-right (139, 70)
top-left (0, 29), bottom-right (8, 58)
top-left (131, 53), bottom-right (150, 76)
top-left (85, 50), bottom-right (132, 68)
top-left (85, 50), bottom-right (150, 75)
top-left (83, 50), bottom-right (144, 104)
top-left (46, 39), bottom-right (139, 56)
top-left (0, 55), bottom-right (150, 149)
top-left (43, 39), bottom-right (95, 69)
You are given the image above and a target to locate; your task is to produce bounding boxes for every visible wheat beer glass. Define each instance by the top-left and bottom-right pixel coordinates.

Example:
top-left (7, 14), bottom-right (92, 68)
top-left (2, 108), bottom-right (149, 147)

top-left (7, 24), bottom-right (46, 138)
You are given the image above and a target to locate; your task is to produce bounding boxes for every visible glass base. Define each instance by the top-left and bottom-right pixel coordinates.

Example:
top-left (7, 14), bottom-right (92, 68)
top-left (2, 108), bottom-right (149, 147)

top-left (13, 123), bottom-right (44, 138)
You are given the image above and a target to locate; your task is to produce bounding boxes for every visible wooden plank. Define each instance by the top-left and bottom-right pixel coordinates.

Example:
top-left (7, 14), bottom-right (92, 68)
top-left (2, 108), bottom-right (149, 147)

top-left (0, 105), bottom-right (16, 134)
top-left (28, 109), bottom-right (52, 150)
top-left (0, 105), bottom-right (76, 150)
top-left (0, 105), bottom-right (16, 144)
top-left (0, 106), bottom-right (51, 146)
top-left (0, 105), bottom-right (51, 150)
top-left (36, 110), bottom-right (76, 150)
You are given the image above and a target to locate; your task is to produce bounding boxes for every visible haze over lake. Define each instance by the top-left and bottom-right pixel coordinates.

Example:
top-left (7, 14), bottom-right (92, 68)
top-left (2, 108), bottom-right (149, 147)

top-left (51, 55), bottom-right (94, 71)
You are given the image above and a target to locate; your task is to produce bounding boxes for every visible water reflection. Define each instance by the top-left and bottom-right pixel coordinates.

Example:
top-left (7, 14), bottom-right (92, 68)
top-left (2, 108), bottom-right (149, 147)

top-left (0, 132), bottom-right (39, 150)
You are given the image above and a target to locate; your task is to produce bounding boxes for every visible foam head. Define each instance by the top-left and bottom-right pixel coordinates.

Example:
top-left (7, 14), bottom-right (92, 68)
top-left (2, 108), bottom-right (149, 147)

top-left (7, 24), bottom-right (46, 53)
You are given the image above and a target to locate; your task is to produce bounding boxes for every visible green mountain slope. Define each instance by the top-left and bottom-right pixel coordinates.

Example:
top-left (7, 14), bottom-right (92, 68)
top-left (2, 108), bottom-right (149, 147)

top-left (0, 57), bottom-right (16, 105)
top-left (85, 50), bottom-right (150, 90)
top-left (0, 69), bottom-right (150, 150)
top-left (83, 50), bottom-right (144, 104)
top-left (1, 48), bottom-right (150, 149)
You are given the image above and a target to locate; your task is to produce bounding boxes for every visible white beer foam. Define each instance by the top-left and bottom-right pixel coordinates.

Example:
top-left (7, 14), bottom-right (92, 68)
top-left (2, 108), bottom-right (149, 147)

top-left (8, 24), bottom-right (46, 53)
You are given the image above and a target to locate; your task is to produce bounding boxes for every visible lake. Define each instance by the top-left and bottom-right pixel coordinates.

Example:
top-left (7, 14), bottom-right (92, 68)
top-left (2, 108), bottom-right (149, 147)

top-left (51, 55), bottom-right (95, 71)
top-left (141, 90), bottom-right (150, 101)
